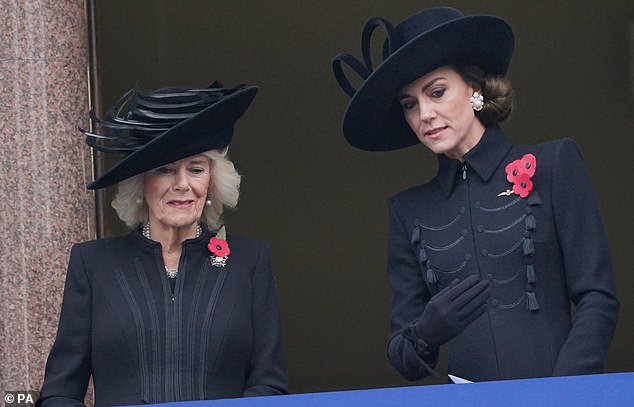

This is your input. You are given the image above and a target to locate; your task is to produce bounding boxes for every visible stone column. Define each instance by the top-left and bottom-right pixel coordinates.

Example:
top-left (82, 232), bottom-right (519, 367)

top-left (0, 0), bottom-right (93, 396)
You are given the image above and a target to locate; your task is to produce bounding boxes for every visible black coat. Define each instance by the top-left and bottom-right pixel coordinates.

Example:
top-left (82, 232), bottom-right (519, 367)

top-left (37, 229), bottom-right (288, 406)
top-left (386, 127), bottom-right (619, 381)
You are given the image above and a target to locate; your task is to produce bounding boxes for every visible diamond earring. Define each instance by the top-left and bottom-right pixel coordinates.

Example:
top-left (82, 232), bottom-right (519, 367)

top-left (470, 91), bottom-right (484, 111)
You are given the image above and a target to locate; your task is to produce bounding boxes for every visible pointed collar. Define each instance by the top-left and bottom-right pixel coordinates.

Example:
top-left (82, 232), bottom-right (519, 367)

top-left (437, 126), bottom-right (513, 197)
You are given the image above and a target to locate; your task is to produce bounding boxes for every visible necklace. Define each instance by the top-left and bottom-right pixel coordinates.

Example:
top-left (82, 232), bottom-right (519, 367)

top-left (165, 267), bottom-right (178, 279)
top-left (142, 222), bottom-right (202, 278)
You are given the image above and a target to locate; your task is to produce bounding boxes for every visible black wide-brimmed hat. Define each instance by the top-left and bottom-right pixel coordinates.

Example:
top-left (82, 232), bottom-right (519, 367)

top-left (332, 7), bottom-right (514, 151)
top-left (82, 82), bottom-right (258, 189)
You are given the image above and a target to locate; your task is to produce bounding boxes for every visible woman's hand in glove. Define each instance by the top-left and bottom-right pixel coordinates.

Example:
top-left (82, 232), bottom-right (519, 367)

top-left (415, 275), bottom-right (491, 347)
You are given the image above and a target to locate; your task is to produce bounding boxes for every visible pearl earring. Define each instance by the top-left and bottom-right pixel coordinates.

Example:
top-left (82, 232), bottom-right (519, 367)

top-left (205, 194), bottom-right (212, 206)
top-left (470, 91), bottom-right (484, 111)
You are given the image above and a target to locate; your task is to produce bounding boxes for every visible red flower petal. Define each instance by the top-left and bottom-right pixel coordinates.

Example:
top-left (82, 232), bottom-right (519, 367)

top-left (512, 173), bottom-right (533, 198)
top-left (505, 154), bottom-right (537, 184)
top-left (505, 160), bottom-right (523, 183)
top-left (518, 154), bottom-right (536, 177)
top-left (208, 237), bottom-right (230, 257)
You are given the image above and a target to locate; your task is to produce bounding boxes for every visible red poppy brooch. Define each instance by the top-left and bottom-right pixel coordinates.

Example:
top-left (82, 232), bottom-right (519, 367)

top-left (499, 153), bottom-right (536, 198)
top-left (208, 225), bottom-right (230, 267)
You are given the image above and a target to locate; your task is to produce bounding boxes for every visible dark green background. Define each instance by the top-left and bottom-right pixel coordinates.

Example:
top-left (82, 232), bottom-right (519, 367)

top-left (95, 0), bottom-right (634, 393)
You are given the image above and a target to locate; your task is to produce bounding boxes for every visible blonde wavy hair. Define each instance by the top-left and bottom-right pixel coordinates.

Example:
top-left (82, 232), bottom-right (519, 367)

top-left (111, 148), bottom-right (240, 230)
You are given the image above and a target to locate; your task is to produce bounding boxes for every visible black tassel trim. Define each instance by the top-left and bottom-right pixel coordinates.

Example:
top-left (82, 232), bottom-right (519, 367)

top-left (527, 190), bottom-right (542, 206)
top-left (525, 214), bottom-right (536, 231)
top-left (526, 264), bottom-right (536, 284)
top-left (418, 247), bottom-right (427, 264)
top-left (426, 268), bottom-right (437, 284)
top-left (411, 224), bottom-right (420, 245)
top-left (526, 291), bottom-right (540, 311)
top-left (523, 237), bottom-right (535, 256)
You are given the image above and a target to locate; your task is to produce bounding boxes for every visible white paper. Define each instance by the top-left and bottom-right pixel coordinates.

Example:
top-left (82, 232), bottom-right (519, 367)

top-left (448, 374), bottom-right (473, 384)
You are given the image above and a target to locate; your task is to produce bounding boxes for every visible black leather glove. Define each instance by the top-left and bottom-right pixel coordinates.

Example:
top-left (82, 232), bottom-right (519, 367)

top-left (415, 275), bottom-right (491, 348)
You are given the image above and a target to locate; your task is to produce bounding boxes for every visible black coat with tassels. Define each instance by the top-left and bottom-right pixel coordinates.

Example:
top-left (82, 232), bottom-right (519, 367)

top-left (386, 127), bottom-right (619, 382)
top-left (37, 229), bottom-right (288, 406)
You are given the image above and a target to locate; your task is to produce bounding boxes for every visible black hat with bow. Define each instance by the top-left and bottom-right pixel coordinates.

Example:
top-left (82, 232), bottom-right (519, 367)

top-left (332, 7), bottom-right (514, 151)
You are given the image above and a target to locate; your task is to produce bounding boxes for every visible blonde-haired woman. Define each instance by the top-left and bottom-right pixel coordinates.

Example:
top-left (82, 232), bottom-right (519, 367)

top-left (37, 83), bottom-right (288, 406)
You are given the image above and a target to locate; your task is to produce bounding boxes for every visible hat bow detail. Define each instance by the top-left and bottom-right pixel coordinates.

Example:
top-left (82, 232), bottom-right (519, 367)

top-left (332, 17), bottom-right (397, 97)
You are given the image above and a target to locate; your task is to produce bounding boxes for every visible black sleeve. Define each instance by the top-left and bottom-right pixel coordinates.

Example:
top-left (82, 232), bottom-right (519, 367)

top-left (386, 199), bottom-right (439, 381)
top-left (550, 139), bottom-right (619, 375)
top-left (242, 241), bottom-right (289, 396)
top-left (37, 245), bottom-right (91, 407)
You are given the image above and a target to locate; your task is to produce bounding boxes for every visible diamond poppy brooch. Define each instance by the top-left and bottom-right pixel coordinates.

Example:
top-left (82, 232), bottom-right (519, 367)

top-left (208, 225), bottom-right (230, 267)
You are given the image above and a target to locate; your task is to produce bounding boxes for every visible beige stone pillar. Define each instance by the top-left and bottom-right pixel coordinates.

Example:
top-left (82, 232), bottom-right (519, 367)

top-left (0, 0), bottom-right (93, 396)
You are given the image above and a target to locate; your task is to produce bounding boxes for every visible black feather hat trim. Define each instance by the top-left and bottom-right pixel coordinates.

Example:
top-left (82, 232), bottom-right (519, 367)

top-left (81, 82), bottom-right (258, 189)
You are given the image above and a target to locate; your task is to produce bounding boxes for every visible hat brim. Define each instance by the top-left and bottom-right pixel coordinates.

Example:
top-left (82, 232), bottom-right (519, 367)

top-left (343, 15), bottom-right (514, 151)
top-left (87, 85), bottom-right (258, 189)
